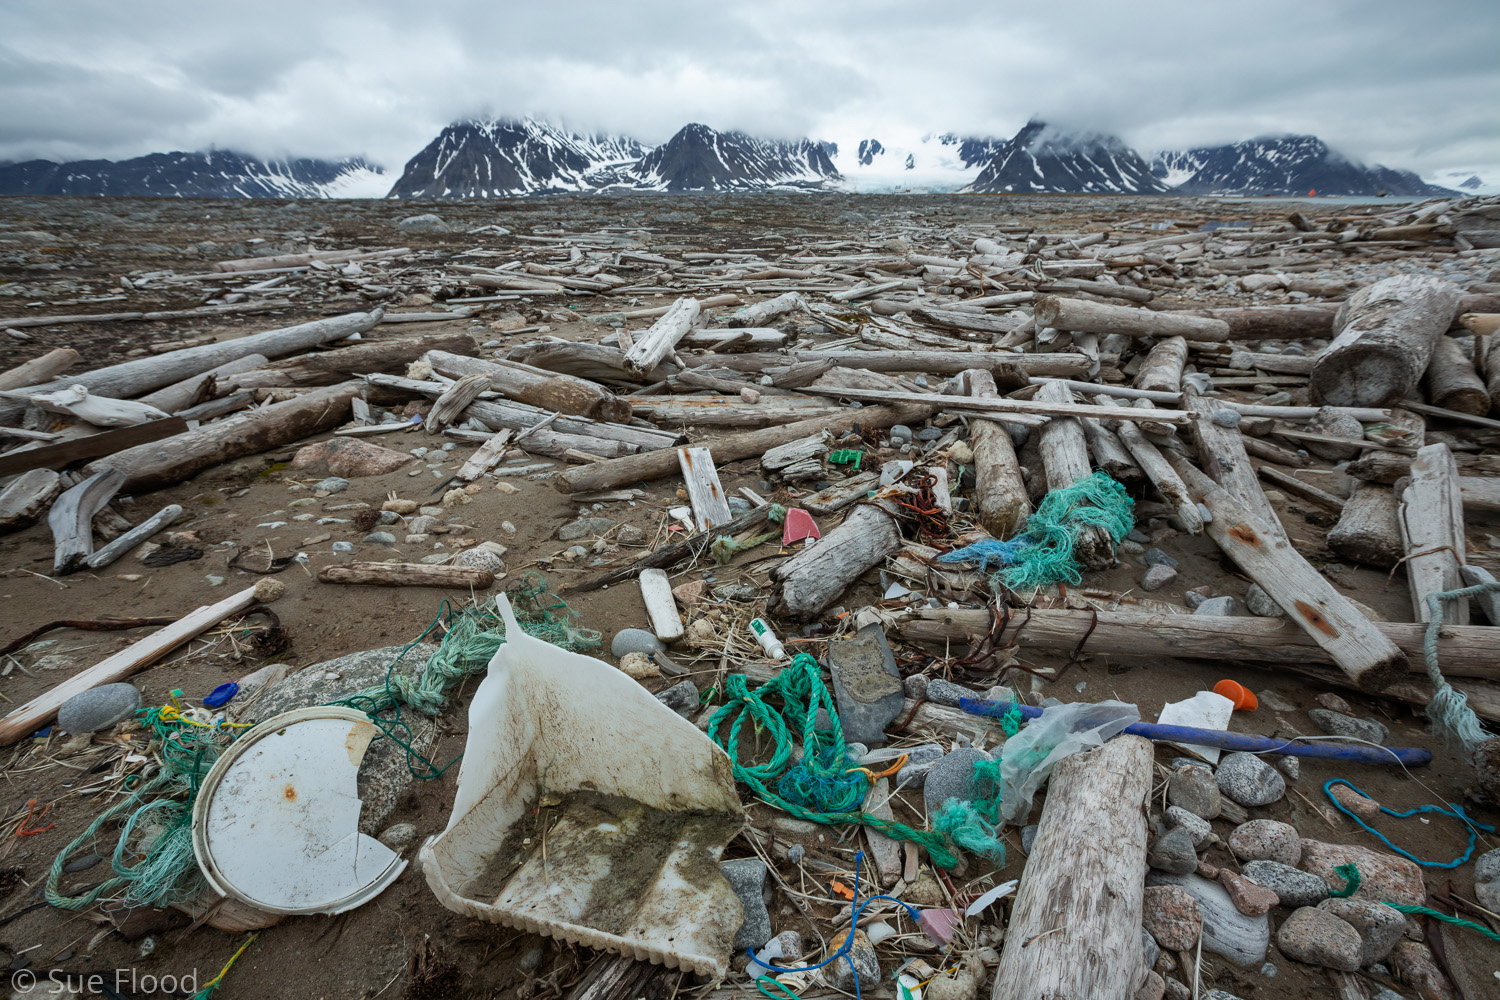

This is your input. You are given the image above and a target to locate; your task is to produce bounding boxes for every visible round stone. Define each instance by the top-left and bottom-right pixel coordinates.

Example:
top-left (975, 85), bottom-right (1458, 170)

top-left (1168, 764), bottom-right (1222, 819)
top-left (314, 476), bottom-right (350, 494)
top-left (1142, 885), bottom-right (1202, 951)
top-left (1215, 752), bottom-right (1286, 807)
top-left (452, 547), bottom-right (504, 574)
top-left (57, 682), bottom-right (142, 733)
top-left (362, 531), bottom-right (396, 545)
top-left (1307, 709), bottom-right (1389, 746)
top-left (1242, 860), bottom-right (1328, 907)
top-left (611, 628), bottom-right (665, 657)
top-left (1148, 827), bottom-right (1200, 874)
top-left (1228, 819), bottom-right (1301, 866)
top-left (1210, 409), bottom-right (1242, 428)
top-left (1166, 807), bottom-right (1213, 848)
top-left (1275, 906), bottom-right (1361, 972)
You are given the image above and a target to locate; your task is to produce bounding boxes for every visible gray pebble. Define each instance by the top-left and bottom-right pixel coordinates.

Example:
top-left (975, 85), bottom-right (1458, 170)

top-left (63, 852), bottom-right (102, 873)
top-left (1307, 709), bottom-right (1389, 746)
top-left (1476, 847), bottom-right (1500, 883)
top-left (57, 683), bottom-right (141, 733)
top-left (314, 476), bottom-right (350, 494)
top-left (1273, 755), bottom-right (1300, 781)
top-left (888, 424), bottom-right (913, 444)
top-left (923, 677), bottom-right (980, 708)
top-left (611, 628), bottom-right (665, 657)
top-left (1196, 502), bottom-right (1213, 524)
top-left (916, 426), bottom-right (943, 442)
top-left (1144, 548), bottom-right (1178, 570)
top-left (377, 822), bottom-right (417, 854)
top-left (1215, 752), bottom-right (1286, 807)
top-left (1195, 596), bottom-right (1247, 617)
top-left (517, 941), bottom-right (545, 972)
top-left (1021, 824), bottom-right (1039, 853)
top-left (332, 540), bottom-right (355, 553)
top-left (1168, 764), bottom-right (1222, 819)
top-left (558, 517), bottom-right (616, 541)
top-left (1148, 827), bottom-right (1200, 874)
top-left (1127, 528), bottom-right (1150, 544)
top-left (726, 496), bottom-right (752, 515)
top-left (1242, 860), bottom-right (1328, 907)
top-left (377, 510), bottom-right (401, 525)
top-left (902, 674), bottom-right (928, 698)
top-left (1141, 563), bottom-right (1178, 592)
top-left (721, 858), bottom-right (772, 950)
top-left (1244, 585), bottom-right (1284, 617)
top-left (892, 744), bottom-right (945, 789)
top-left (1184, 590), bottom-right (1208, 610)
top-left (1119, 539), bottom-right (1145, 556)
top-left (923, 748), bottom-right (991, 815)
top-left (1166, 807), bottom-right (1213, 848)
top-left (1228, 819), bottom-right (1301, 866)
top-left (362, 531), bottom-right (396, 545)
top-left (655, 679), bottom-right (699, 716)
top-left (1210, 409), bottom-right (1242, 428)
top-left (913, 376), bottom-right (930, 388)
top-left (1318, 897), bottom-right (1405, 967)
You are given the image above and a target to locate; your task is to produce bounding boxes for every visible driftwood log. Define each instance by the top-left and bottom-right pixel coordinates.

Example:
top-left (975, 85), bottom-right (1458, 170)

top-left (684, 350), bottom-right (1094, 378)
top-left (1309, 275), bottom-right (1464, 407)
top-left (1169, 453), bottom-right (1407, 691)
top-left (1422, 335), bottom-right (1490, 415)
top-left (0, 309), bottom-right (381, 423)
top-left (552, 402), bottom-right (933, 494)
top-left (0, 348), bottom-right (78, 391)
top-left (1036, 381), bottom-right (1114, 570)
top-left (1034, 296), bottom-right (1231, 341)
top-left (85, 382), bottom-right (363, 491)
top-left (138, 354), bottom-right (269, 413)
top-left (991, 736), bottom-right (1151, 1000)
top-left (896, 607), bottom-right (1500, 683)
top-left (963, 369), bottom-right (1030, 537)
top-left (1187, 396), bottom-right (1286, 541)
top-left (1192, 304), bottom-right (1338, 340)
top-left (770, 502), bottom-right (901, 620)
top-left (1133, 336), bottom-right (1187, 393)
top-left (623, 296), bottom-right (699, 376)
top-left (1327, 482), bottom-right (1403, 568)
top-left (226, 333), bottom-right (477, 390)
top-left (317, 563), bottom-right (495, 588)
top-left (425, 349), bottom-right (631, 423)
top-left (48, 468), bottom-right (125, 574)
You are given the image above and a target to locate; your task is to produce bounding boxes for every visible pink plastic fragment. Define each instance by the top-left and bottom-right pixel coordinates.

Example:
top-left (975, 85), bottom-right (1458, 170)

top-left (782, 508), bottom-right (820, 546)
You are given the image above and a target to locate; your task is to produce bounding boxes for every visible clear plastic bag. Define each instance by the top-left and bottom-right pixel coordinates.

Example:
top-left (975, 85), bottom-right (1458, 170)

top-left (999, 699), bottom-right (1140, 825)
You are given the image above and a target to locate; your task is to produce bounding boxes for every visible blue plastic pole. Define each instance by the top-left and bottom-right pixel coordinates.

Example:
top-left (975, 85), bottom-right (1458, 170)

top-left (958, 698), bottom-right (1432, 766)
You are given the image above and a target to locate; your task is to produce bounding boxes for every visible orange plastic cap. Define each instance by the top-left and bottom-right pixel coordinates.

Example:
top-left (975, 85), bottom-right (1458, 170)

top-left (1214, 679), bottom-right (1258, 712)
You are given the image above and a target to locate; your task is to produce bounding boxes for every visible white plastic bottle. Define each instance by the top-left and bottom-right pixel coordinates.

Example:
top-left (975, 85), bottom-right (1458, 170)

top-left (749, 617), bottom-right (787, 660)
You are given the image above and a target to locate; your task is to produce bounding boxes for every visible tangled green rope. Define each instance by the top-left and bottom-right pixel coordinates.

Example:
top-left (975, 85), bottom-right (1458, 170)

top-left (1003, 471), bottom-right (1134, 589)
top-left (1329, 865), bottom-right (1500, 943)
top-left (707, 652), bottom-right (960, 868)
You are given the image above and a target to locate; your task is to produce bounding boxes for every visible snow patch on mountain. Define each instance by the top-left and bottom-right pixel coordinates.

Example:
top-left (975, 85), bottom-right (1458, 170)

top-left (820, 130), bottom-right (1003, 192)
top-left (620, 124), bottom-right (837, 192)
top-left (0, 151), bottom-right (383, 199)
top-left (387, 118), bottom-right (649, 197)
top-left (964, 121), bottom-right (1169, 194)
top-left (1153, 136), bottom-right (1455, 197)
top-left (1426, 167), bottom-right (1500, 196)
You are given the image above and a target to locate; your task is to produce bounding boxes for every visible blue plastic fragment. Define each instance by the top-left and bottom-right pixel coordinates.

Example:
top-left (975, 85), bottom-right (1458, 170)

top-left (204, 683), bottom-right (239, 709)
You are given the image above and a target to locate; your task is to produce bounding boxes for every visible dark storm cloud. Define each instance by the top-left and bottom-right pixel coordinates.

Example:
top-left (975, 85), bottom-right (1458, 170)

top-left (0, 0), bottom-right (1494, 177)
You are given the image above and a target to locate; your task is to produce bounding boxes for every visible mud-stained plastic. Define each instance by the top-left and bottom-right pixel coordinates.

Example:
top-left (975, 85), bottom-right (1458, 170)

top-left (419, 594), bottom-right (747, 977)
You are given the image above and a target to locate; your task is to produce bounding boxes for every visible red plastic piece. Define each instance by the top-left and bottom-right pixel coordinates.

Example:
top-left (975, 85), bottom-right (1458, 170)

top-left (1213, 679), bottom-right (1258, 712)
top-left (782, 508), bottom-right (820, 546)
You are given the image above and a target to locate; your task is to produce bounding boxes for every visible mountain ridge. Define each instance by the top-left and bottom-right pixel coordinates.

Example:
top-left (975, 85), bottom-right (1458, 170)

top-left (0, 150), bottom-right (384, 198)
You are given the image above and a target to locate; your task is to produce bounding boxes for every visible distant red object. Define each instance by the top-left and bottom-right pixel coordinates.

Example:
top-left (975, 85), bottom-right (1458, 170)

top-left (1309, 189), bottom-right (1316, 196)
top-left (782, 508), bottom-right (820, 546)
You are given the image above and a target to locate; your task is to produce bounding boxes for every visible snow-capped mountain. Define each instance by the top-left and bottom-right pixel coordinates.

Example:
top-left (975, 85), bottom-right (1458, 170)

top-left (964, 121), bottom-right (1170, 194)
top-left (387, 118), bottom-right (648, 198)
top-left (1426, 168), bottom-right (1499, 196)
top-left (0, 151), bottom-right (384, 198)
top-left (620, 123), bottom-right (838, 192)
top-left (819, 131), bottom-right (1004, 192)
top-left (1152, 136), bottom-right (1455, 197)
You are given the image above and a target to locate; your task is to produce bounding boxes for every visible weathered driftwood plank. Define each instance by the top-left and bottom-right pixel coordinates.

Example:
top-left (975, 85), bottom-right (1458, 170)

top-left (964, 369), bottom-right (1031, 538)
top-left (1328, 482), bottom-right (1403, 568)
top-left (0, 468), bottom-right (62, 531)
top-left (552, 402), bottom-right (933, 494)
top-left (1309, 275), bottom-right (1464, 407)
top-left (991, 736), bottom-right (1151, 1000)
top-left (626, 395), bottom-right (847, 430)
top-left (725, 291), bottom-right (802, 327)
top-left (801, 472), bottom-right (879, 515)
top-left (677, 446), bottom-right (733, 532)
top-left (1079, 402), bottom-right (1142, 487)
top-left (1037, 381), bottom-right (1113, 570)
top-left (798, 384), bottom-right (1186, 426)
top-left (623, 296), bottom-right (699, 376)
top-left (687, 350), bottom-right (1094, 377)
top-left (770, 502), bottom-right (901, 620)
top-left (1257, 465), bottom-right (1345, 513)
top-left (1034, 296), bottom-right (1231, 341)
top-left (0, 348), bottom-right (79, 391)
top-left (424, 349), bottom-right (630, 422)
top-left (454, 428), bottom-right (512, 482)
top-left (317, 562), bottom-right (494, 588)
top-left (1187, 396), bottom-right (1287, 542)
top-left (426, 374), bottom-right (491, 433)
top-left (506, 341), bottom-right (678, 383)
top-left (897, 607), bottom-right (1500, 682)
top-left (85, 383), bottom-right (362, 491)
top-left (1168, 452), bottom-right (1407, 692)
top-left (1398, 443), bottom-right (1467, 624)
top-left (0, 417), bottom-right (189, 478)
top-left (0, 585), bottom-right (260, 745)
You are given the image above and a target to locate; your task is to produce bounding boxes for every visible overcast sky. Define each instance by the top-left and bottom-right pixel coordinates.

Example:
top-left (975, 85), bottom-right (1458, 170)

top-left (1, 0), bottom-right (1495, 178)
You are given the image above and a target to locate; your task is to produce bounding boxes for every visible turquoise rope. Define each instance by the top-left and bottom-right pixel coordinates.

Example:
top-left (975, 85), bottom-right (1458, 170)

top-left (1322, 779), bottom-right (1494, 869)
top-left (1327, 865), bottom-right (1500, 944)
